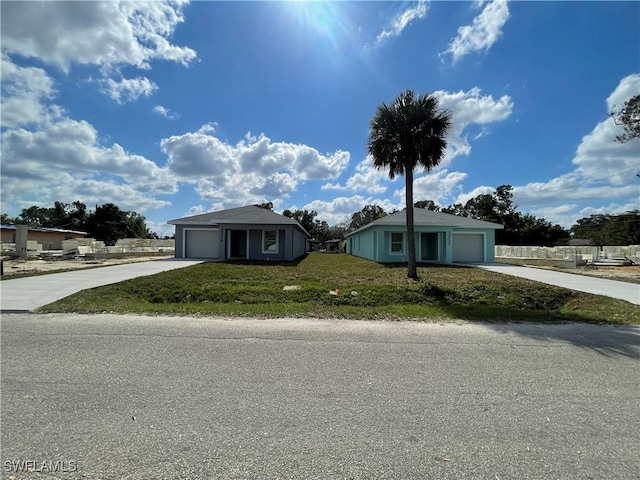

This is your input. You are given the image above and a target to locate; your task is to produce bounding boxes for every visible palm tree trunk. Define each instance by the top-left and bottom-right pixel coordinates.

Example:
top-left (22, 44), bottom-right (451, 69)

top-left (405, 168), bottom-right (418, 279)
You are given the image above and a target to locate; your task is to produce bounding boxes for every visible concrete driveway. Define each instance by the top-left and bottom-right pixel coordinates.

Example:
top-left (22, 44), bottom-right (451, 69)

top-left (476, 263), bottom-right (640, 305)
top-left (0, 258), bottom-right (204, 312)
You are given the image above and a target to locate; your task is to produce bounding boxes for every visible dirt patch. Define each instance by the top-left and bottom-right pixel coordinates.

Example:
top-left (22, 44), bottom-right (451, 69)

top-left (1, 255), bottom-right (174, 277)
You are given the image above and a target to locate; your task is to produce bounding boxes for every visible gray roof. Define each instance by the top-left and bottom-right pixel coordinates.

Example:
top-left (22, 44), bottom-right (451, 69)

top-left (168, 205), bottom-right (309, 235)
top-left (346, 209), bottom-right (503, 236)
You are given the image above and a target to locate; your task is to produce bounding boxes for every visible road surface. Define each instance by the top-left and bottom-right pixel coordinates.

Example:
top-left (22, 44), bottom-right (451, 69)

top-left (2, 314), bottom-right (639, 479)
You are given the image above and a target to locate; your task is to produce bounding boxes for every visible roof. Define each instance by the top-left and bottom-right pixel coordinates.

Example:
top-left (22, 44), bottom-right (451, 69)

top-left (346, 209), bottom-right (504, 236)
top-left (168, 205), bottom-right (310, 236)
top-left (0, 224), bottom-right (87, 235)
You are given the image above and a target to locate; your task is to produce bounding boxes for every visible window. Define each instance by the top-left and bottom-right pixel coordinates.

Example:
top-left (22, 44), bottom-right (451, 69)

top-left (390, 232), bottom-right (404, 254)
top-left (263, 230), bottom-right (278, 254)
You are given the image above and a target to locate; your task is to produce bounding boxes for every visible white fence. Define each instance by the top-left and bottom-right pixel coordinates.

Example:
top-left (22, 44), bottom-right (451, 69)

top-left (62, 238), bottom-right (175, 255)
top-left (2, 238), bottom-right (175, 257)
top-left (495, 245), bottom-right (640, 265)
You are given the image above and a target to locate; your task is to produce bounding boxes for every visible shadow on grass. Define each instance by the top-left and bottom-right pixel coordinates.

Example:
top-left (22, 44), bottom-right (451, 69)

top-left (382, 262), bottom-right (469, 270)
top-left (479, 321), bottom-right (640, 360)
top-left (224, 254), bottom-right (309, 267)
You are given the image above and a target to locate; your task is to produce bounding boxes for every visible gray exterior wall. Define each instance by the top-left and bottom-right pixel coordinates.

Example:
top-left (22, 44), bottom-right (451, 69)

top-left (174, 223), bottom-right (307, 261)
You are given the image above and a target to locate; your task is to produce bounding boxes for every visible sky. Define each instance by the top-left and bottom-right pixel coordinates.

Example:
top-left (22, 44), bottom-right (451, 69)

top-left (1, 0), bottom-right (639, 237)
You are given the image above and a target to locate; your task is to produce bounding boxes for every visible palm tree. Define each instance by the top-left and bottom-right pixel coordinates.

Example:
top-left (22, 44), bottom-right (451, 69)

top-left (368, 89), bottom-right (452, 279)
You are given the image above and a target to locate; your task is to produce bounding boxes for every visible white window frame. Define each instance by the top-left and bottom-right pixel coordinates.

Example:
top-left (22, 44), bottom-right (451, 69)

top-left (262, 229), bottom-right (279, 254)
top-left (389, 231), bottom-right (404, 255)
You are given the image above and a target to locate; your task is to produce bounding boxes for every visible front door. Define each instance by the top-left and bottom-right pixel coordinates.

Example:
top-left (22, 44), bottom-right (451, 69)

top-left (229, 230), bottom-right (248, 259)
top-left (420, 232), bottom-right (439, 262)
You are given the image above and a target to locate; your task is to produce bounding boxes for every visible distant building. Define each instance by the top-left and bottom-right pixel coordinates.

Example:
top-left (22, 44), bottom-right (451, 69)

top-left (0, 224), bottom-right (87, 250)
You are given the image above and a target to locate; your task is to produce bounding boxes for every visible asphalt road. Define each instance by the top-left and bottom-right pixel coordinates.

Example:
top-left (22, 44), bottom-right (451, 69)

top-left (1, 314), bottom-right (639, 480)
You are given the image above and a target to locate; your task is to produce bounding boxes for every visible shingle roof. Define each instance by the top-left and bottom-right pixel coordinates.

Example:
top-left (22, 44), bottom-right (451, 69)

top-left (168, 205), bottom-right (309, 235)
top-left (346, 209), bottom-right (503, 236)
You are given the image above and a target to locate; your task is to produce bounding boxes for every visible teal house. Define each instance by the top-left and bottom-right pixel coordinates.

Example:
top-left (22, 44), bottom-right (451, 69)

top-left (345, 209), bottom-right (503, 264)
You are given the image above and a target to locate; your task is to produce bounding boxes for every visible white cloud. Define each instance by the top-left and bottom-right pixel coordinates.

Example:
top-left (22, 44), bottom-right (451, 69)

top-left (2, 174), bottom-right (170, 215)
top-left (0, 116), bottom-right (177, 215)
top-left (394, 169), bottom-right (469, 206)
top-left (376, 1), bottom-right (428, 44)
top-left (2, 118), bottom-right (176, 193)
top-left (100, 77), bottom-right (158, 104)
top-left (510, 74), bottom-right (640, 226)
top-left (454, 185), bottom-right (495, 206)
top-left (322, 156), bottom-right (393, 194)
top-left (443, 0), bottom-right (510, 63)
top-left (531, 202), bottom-right (638, 229)
top-left (301, 195), bottom-right (402, 226)
top-left (161, 127), bottom-right (351, 205)
top-left (0, 55), bottom-right (62, 128)
top-left (606, 73), bottom-right (640, 111)
top-left (514, 74), bottom-right (640, 214)
top-left (0, 0), bottom-right (197, 73)
top-left (435, 87), bottom-right (514, 165)
top-left (154, 105), bottom-right (179, 119)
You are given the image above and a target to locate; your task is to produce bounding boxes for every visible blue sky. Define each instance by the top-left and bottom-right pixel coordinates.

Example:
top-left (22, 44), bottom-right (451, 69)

top-left (1, 0), bottom-right (638, 236)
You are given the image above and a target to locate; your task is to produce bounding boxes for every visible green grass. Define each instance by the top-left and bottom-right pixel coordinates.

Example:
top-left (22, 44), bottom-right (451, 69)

top-left (39, 254), bottom-right (640, 324)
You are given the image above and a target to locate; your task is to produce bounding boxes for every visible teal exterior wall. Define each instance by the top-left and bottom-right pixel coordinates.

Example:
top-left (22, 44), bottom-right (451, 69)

top-left (347, 225), bottom-right (497, 264)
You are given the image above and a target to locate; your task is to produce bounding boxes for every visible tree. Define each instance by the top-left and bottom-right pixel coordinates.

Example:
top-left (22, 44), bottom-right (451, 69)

top-left (348, 205), bottom-right (387, 231)
top-left (368, 89), bottom-right (451, 279)
top-left (441, 203), bottom-right (466, 216)
top-left (85, 203), bottom-right (148, 245)
top-left (17, 205), bottom-right (55, 226)
top-left (414, 200), bottom-right (440, 211)
top-left (283, 209), bottom-right (317, 235)
top-left (326, 223), bottom-right (348, 241)
top-left (255, 202), bottom-right (274, 210)
top-left (571, 211), bottom-right (640, 245)
top-left (1, 213), bottom-right (18, 224)
top-left (610, 95), bottom-right (640, 143)
top-left (437, 185), bottom-right (570, 245)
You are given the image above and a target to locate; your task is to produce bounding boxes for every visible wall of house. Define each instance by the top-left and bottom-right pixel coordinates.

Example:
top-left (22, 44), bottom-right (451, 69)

top-left (478, 229), bottom-right (497, 262)
top-left (246, 226), bottom-right (307, 261)
top-left (348, 226), bottom-right (498, 264)
top-left (0, 229), bottom-right (85, 250)
top-left (291, 229), bottom-right (308, 259)
top-left (347, 229), bottom-right (377, 262)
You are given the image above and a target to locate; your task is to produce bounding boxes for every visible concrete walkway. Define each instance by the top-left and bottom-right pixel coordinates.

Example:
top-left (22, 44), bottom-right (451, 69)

top-left (0, 259), bottom-right (204, 312)
top-left (476, 263), bottom-right (640, 305)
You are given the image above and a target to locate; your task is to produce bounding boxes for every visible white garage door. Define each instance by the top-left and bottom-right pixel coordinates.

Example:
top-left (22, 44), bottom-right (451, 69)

top-left (185, 229), bottom-right (219, 258)
top-left (452, 233), bottom-right (484, 263)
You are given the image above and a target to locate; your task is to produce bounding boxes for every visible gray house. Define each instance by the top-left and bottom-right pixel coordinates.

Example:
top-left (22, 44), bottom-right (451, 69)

top-left (346, 209), bottom-right (503, 264)
top-left (168, 205), bottom-right (309, 261)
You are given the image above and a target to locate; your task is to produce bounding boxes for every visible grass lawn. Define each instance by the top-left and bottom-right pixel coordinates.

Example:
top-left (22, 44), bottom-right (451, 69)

top-left (39, 254), bottom-right (639, 324)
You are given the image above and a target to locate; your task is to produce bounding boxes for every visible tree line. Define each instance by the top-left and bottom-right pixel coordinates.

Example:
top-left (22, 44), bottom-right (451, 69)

top-left (341, 190), bottom-right (638, 247)
top-left (1, 201), bottom-right (156, 246)
top-left (260, 187), bottom-right (638, 247)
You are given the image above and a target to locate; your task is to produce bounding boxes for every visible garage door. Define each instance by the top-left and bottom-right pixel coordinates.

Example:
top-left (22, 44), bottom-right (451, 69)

top-left (452, 233), bottom-right (484, 262)
top-left (185, 229), bottom-right (219, 258)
